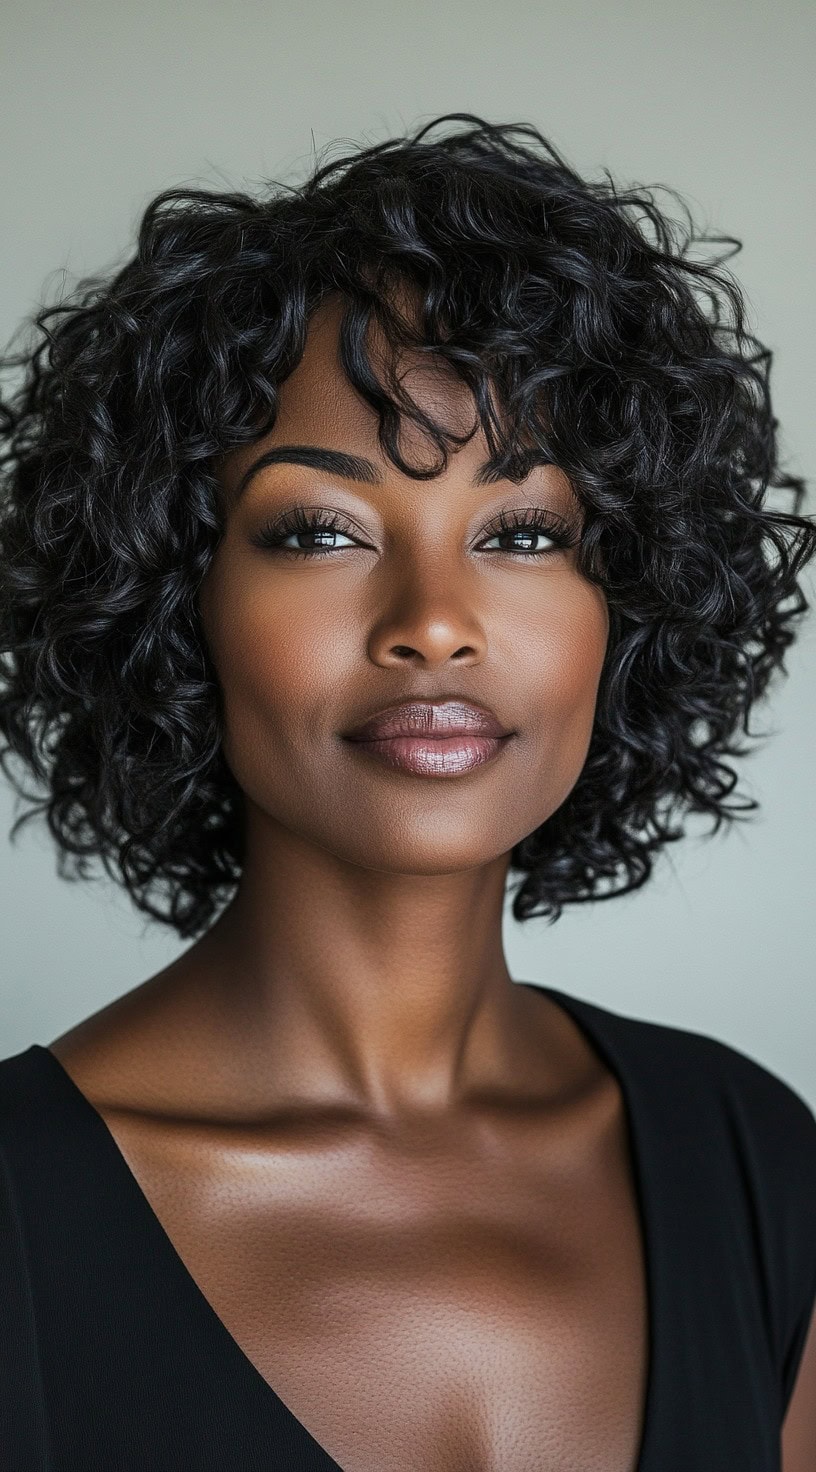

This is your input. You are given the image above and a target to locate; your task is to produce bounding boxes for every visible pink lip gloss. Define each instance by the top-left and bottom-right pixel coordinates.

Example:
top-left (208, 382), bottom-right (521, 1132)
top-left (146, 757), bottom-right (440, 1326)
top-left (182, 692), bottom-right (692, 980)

top-left (345, 732), bottom-right (511, 776)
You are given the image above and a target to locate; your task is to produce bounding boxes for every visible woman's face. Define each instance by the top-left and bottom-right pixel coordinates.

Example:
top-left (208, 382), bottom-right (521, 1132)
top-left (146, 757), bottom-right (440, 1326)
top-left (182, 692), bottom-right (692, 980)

top-left (199, 297), bottom-right (609, 876)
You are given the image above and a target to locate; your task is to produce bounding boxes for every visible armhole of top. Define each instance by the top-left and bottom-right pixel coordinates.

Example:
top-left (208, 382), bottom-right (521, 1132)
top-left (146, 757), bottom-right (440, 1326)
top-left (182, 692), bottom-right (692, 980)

top-left (0, 1130), bottom-right (51, 1465)
top-left (782, 1261), bottom-right (816, 1418)
top-left (725, 1049), bottom-right (816, 1421)
top-left (779, 1088), bottom-right (816, 1419)
top-left (614, 1012), bottom-right (816, 1425)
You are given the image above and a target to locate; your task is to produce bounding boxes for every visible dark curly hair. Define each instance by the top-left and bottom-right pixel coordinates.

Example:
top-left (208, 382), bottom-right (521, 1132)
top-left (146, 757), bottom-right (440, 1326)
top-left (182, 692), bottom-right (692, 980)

top-left (1, 113), bottom-right (813, 940)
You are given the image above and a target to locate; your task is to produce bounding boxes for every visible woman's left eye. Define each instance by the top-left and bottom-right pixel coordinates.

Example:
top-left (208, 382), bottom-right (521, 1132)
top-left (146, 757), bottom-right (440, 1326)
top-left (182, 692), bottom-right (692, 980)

top-left (478, 507), bottom-right (578, 556)
top-left (479, 522), bottom-right (570, 555)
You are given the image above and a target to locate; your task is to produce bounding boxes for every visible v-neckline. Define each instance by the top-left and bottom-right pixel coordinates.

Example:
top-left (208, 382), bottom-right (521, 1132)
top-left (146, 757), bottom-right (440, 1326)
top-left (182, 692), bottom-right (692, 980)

top-left (33, 981), bottom-right (660, 1472)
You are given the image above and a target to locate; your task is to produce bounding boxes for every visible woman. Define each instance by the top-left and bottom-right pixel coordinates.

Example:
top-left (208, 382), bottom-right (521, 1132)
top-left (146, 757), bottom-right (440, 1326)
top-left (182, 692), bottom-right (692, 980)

top-left (0, 114), bottom-right (814, 1470)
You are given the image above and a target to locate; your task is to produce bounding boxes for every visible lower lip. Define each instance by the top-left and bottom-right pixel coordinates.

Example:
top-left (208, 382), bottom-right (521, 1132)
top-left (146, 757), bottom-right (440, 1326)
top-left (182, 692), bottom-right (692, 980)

top-left (344, 733), bottom-right (512, 777)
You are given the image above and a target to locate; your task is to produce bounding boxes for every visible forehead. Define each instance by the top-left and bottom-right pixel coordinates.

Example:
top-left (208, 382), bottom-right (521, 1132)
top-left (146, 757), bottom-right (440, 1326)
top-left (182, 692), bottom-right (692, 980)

top-left (270, 294), bottom-right (481, 467)
top-left (220, 293), bottom-right (578, 511)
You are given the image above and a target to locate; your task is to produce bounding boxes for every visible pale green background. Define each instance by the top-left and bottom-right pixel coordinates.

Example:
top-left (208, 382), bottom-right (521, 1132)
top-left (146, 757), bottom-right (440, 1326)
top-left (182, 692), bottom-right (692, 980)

top-left (1, 0), bottom-right (814, 1105)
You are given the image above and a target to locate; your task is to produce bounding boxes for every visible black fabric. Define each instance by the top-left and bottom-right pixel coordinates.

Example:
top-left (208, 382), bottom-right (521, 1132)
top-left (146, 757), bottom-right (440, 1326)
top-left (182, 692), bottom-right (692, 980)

top-left (1, 981), bottom-right (815, 1471)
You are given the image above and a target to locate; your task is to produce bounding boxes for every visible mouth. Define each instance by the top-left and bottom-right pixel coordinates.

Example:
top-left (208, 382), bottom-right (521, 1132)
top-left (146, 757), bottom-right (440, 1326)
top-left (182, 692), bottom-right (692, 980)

top-left (341, 699), bottom-right (515, 778)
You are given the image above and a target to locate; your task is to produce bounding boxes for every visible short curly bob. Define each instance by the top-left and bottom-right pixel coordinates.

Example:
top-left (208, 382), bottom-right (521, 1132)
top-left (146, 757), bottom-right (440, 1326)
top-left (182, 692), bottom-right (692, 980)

top-left (1, 113), bottom-right (814, 940)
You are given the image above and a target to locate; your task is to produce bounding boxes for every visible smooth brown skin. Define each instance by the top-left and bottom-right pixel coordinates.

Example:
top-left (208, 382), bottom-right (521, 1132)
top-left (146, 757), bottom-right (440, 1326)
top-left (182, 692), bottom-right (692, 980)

top-left (48, 296), bottom-right (816, 1471)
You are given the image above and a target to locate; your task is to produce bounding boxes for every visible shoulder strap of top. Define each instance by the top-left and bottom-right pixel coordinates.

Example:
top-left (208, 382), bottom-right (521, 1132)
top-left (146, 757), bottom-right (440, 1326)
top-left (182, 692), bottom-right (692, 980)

top-left (695, 1026), bottom-right (816, 1413)
top-left (543, 985), bottom-right (816, 1418)
top-left (0, 1047), bottom-right (60, 1468)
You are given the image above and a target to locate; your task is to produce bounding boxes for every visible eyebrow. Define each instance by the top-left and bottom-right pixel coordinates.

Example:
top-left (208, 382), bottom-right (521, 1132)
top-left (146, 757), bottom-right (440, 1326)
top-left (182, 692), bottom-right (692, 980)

top-left (234, 443), bottom-right (555, 499)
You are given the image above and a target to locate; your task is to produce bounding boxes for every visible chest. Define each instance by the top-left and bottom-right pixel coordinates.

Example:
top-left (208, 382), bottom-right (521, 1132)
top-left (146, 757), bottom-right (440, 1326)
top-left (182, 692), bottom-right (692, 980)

top-left (100, 1085), bottom-right (649, 1472)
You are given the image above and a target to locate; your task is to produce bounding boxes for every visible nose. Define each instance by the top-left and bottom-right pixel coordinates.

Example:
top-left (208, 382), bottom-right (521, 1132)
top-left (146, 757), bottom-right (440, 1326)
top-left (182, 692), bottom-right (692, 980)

top-left (366, 563), bottom-right (487, 667)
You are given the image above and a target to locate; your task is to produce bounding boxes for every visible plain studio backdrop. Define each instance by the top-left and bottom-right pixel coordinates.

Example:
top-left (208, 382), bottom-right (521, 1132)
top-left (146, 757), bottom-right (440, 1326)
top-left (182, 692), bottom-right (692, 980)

top-left (0, 0), bottom-right (814, 1106)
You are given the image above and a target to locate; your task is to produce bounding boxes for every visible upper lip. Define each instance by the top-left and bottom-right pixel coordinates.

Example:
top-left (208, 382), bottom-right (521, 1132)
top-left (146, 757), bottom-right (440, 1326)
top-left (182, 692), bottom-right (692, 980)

top-left (343, 698), bottom-right (512, 741)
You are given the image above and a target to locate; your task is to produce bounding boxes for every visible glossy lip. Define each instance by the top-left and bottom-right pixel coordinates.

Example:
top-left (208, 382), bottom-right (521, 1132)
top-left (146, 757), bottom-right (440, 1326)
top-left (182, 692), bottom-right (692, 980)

top-left (341, 698), bottom-right (514, 778)
top-left (342, 698), bottom-right (511, 742)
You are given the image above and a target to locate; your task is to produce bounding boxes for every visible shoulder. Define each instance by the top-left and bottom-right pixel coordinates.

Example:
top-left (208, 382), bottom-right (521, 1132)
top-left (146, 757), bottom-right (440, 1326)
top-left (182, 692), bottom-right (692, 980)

top-left (0, 1045), bottom-right (61, 1230)
top-left (0, 1048), bottom-right (53, 1451)
top-left (564, 987), bottom-right (816, 1156)
top-left (626, 1005), bottom-right (816, 1167)
top-left (573, 992), bottom-right (816, 1393)
top-left (550, 985), bottom-right (816, 1247)
top-left (0, 1043), bottom-right (86, 1231)
top-left (648, 1011), bottom-right (816, 1240)
top-left (0, 1044), bottom-right (60, 1140)
top-left (567, 990), bottom-right (816, 1408)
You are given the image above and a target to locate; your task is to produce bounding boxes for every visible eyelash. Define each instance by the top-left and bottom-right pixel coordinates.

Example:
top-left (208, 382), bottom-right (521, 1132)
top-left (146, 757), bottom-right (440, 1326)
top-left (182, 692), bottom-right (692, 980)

top-left (250, 502), bottom-right (579, 560)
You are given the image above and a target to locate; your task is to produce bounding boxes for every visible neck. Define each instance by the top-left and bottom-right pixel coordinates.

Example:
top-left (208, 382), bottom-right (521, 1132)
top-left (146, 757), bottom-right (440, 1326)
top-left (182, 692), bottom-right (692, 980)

top-left (185, 801), bottom-right (530, 1118)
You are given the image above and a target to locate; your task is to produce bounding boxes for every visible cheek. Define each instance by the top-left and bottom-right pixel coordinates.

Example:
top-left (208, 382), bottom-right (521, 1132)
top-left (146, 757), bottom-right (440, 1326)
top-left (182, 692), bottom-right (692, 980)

top-left (520, 582), bottom-right (608, 797)
top-left (201, 568), bottom-right (352, 767)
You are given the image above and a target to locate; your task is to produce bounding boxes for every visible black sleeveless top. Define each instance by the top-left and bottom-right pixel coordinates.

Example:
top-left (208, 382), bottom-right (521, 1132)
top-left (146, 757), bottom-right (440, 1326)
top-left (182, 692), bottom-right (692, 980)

top-left (1, 982), bottom-right (815, 1471)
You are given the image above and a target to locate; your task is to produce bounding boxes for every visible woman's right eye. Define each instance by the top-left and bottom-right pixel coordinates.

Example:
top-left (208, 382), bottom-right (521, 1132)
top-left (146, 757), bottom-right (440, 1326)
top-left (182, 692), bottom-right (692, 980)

top-left (250, 506), bottom-right (362, 558)
top-left (282, 527), bottom-right (357, 552)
